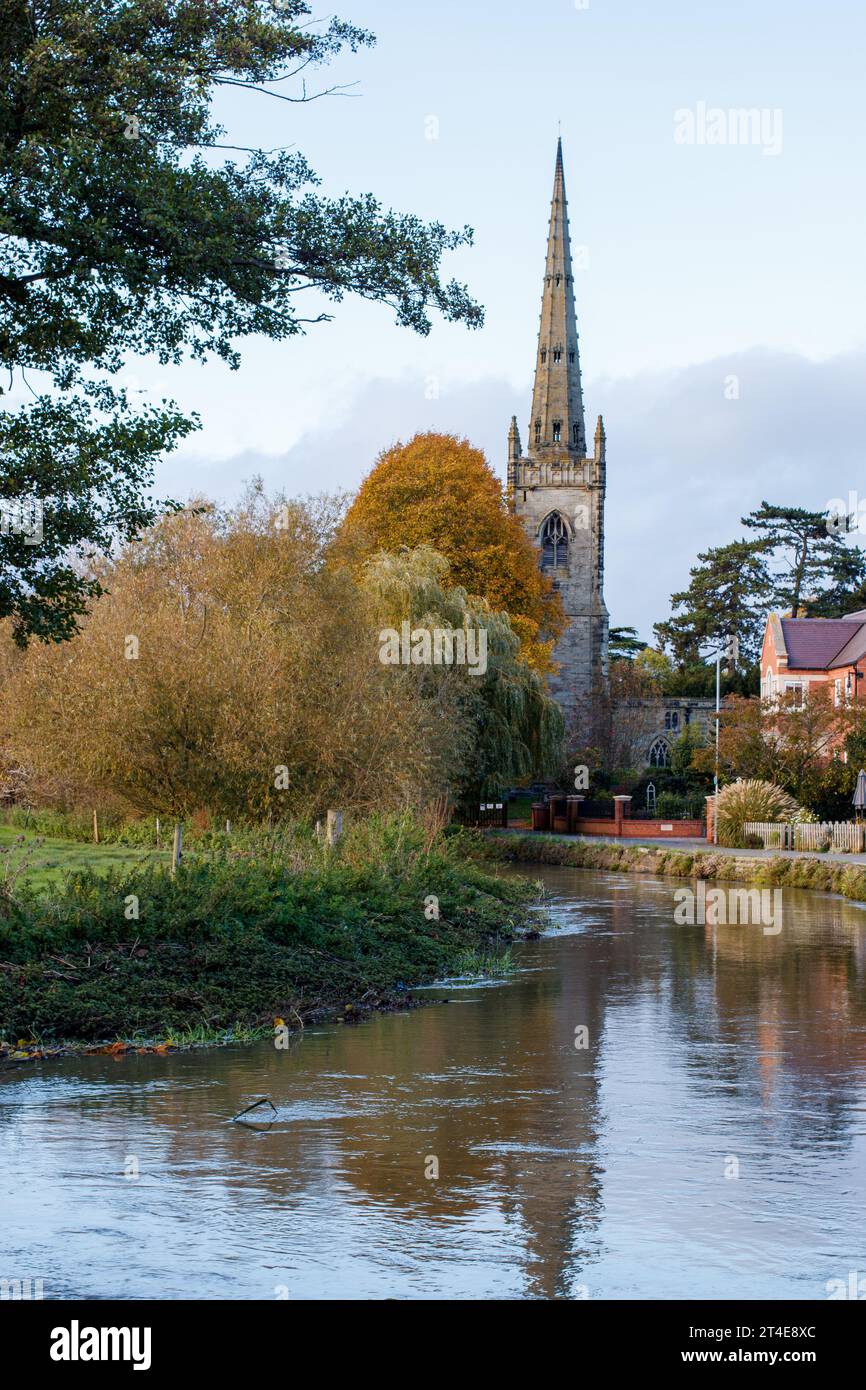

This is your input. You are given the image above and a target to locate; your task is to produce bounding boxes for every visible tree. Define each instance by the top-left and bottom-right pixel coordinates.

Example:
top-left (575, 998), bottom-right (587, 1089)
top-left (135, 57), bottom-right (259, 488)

top-left (359, 546), bottom-right (564, 798)
top-left (696, 687), bottom-right (866, 819)
top-left (608, 625), bottom-right (646, 661)
top-left (692, 695), bottom-right (774, 784)
top-left (654, 540), bottom-right (770, 666)
top-left (669, 722), bottom-right (705, 778)
top-left (806, 544), bottom-right (866, 617)
top-left (570, 658), bottom-right (661, 785)
top-left (339, 433), bottom-right (565, 670)
top-left (633, 646), bottom-right (673, 686)
top-left (2, 488), bottom-right (465, 817)
top-left (741, 502), bottom-right (860, 617)
top-left (0, 2), bottom-right (482, 643)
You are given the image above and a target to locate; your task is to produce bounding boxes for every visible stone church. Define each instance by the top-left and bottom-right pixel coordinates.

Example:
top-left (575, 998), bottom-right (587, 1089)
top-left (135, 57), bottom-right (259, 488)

top-left (508, 140), bottom-right (714, 768)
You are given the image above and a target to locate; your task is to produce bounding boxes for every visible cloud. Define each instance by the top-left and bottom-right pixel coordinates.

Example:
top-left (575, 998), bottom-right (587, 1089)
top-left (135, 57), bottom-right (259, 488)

top-left (157, 347), bottom-right (866, 641)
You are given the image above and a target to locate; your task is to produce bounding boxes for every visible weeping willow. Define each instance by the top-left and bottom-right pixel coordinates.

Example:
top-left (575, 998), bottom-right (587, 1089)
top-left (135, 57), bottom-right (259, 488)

top-left (360, 546), bottom-right (564, 798)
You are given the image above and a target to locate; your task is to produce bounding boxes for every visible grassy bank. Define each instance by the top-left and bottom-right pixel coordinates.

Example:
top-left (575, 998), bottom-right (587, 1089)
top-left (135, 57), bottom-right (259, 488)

top-left (470, 830), bottom-right (866, 901)
top-left (0, 825), bottom-right (168, 891)
top-left (0, 817), bottom-right (535, 1051)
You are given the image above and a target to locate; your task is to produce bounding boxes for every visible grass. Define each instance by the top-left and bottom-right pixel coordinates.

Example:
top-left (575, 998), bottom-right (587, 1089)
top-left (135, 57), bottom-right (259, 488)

top-left (0, 825), bottom-right (170, 892)
top-left (0, 815), bottom-right (538, 1047)
top-left (468, 829), bottom-right (866, 903)
top-left (451, 947), bottom-right (516, 978)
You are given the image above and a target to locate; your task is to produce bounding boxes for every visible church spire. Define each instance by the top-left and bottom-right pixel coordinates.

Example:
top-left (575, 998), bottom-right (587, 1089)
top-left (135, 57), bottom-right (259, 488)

top-left (528, 139), bottom-right (586, 457)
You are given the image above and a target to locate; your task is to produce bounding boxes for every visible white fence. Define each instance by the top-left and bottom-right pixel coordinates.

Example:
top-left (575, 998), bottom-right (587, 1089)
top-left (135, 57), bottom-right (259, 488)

top-left (743, 821), bottom-right (866, 852)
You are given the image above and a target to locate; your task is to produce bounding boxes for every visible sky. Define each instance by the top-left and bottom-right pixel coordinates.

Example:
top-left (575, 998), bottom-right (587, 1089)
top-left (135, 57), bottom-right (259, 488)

top-left (62, 1), bottom-right (866, 637)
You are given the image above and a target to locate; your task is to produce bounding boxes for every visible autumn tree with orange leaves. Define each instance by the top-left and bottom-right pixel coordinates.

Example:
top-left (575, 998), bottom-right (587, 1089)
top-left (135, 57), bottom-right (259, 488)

top-left (339, 433), bottom-right (565, 671)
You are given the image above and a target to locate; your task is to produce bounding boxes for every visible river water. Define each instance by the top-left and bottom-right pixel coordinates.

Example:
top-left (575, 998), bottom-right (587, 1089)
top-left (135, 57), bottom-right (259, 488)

top-left (3, 864), bottom-right (866, 1301)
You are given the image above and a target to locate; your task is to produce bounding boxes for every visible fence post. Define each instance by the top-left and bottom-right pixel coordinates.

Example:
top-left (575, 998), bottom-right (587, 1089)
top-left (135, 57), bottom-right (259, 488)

top-left (155, 816), bottom-right (160, 849)
top-left (171, 822), bottom-right (183, 875)
top-left (613, 795), bottom-right (632, 838)
top-left (92, 808), bottom-right (99, 845)
top-left (326, 810), bottom-right (343, 848)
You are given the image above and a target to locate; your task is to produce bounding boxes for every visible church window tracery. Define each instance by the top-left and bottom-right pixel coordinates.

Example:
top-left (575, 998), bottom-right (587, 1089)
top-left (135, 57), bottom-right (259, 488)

top-left (648, 738), bottom-right (670, 768)
top-left (540, 512), bottom-right (568, 570)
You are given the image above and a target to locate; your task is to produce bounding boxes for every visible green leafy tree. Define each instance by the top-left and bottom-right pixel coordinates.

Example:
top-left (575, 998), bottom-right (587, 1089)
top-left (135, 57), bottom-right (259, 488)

top-left (0, 1), bottom-right (482, 642)
top-left (669, 722), bottom-right (705, 778)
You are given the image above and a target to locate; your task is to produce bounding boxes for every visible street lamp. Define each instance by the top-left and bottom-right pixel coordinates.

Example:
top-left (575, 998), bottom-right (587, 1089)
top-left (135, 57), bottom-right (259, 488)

top-left (712, 635), bottom-right (738, 845)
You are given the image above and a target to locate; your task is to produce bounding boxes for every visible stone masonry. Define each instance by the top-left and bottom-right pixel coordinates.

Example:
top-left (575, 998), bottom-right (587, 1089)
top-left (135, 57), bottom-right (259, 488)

top-left (508, 139), bottom-right (608, 730)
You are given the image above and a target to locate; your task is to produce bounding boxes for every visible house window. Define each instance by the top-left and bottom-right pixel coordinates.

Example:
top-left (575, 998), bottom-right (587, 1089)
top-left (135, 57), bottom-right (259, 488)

top-left (835, 678), bottom-right (843, 707)
top-left (534, 418), bottom-right (541, 445)
top-left (553, 347), bottom-right (562, 363)
top-left (540, 512), bottom-right (568, 570)
top-left (552, 420), bottom-right (562, 443)
top-left (664, 711), bottom-right (679, 731)
top-left (785, 682), bottom-right (805, 708)
top-left (648, 738), bottom-right (670, 768)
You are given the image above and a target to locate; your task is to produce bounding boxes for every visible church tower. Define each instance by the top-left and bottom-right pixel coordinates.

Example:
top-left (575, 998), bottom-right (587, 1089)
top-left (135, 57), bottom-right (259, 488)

top-left (509, 138), bottom-right (608, 726)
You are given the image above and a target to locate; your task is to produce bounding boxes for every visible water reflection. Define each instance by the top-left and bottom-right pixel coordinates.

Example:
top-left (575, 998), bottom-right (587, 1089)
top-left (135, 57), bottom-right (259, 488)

top-left (2, 866), bottom-right (866, 1299)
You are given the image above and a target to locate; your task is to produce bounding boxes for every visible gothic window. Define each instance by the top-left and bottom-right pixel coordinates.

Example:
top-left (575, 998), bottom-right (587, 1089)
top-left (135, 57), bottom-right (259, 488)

top-left (552, 419), bottom-right (562, 443)
top-left (553, 346), bottom-right (562, 363)
top-left (568, 350), bottom-right (575, 363)
top-left (555, 274), bottom-right (561, 286)
top-left (572, 424), bottom-right (579, 445)
top-left (540, 348), bottom-right (547, 364)
top-left (534, 418), bottom-right (541, 445)
top-left (648, 738), bottom-right (670, 768)
top-left (540, 513), bottom-right (568, 570)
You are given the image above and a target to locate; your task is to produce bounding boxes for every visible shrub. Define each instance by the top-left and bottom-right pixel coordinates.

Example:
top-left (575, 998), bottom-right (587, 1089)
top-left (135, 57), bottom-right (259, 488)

top-left (715, 779), bottom-right (800, 848)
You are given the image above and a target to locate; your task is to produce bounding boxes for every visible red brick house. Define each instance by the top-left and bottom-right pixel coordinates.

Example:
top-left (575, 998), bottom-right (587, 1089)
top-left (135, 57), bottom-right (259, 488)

top-left (760, 611), bottom-right (866, 711)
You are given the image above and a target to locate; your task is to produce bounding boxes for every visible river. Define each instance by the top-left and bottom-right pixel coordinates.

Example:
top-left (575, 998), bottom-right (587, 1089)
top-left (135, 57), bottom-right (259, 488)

top-left (3, 864), bottom-right (866, 1300)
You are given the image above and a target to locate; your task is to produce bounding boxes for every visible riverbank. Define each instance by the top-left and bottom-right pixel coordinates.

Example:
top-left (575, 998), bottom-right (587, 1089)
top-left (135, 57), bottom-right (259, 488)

top-left (0, 817), bottom-right (535, 1056)
top-left (471, 829), bottom-right (866, 901)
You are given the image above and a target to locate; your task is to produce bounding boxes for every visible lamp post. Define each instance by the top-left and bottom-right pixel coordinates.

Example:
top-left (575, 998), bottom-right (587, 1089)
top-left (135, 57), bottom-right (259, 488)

top-left (714, 649), bottom-right (720, 844)
top-left (713, 635), bottom-right (739, 845)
